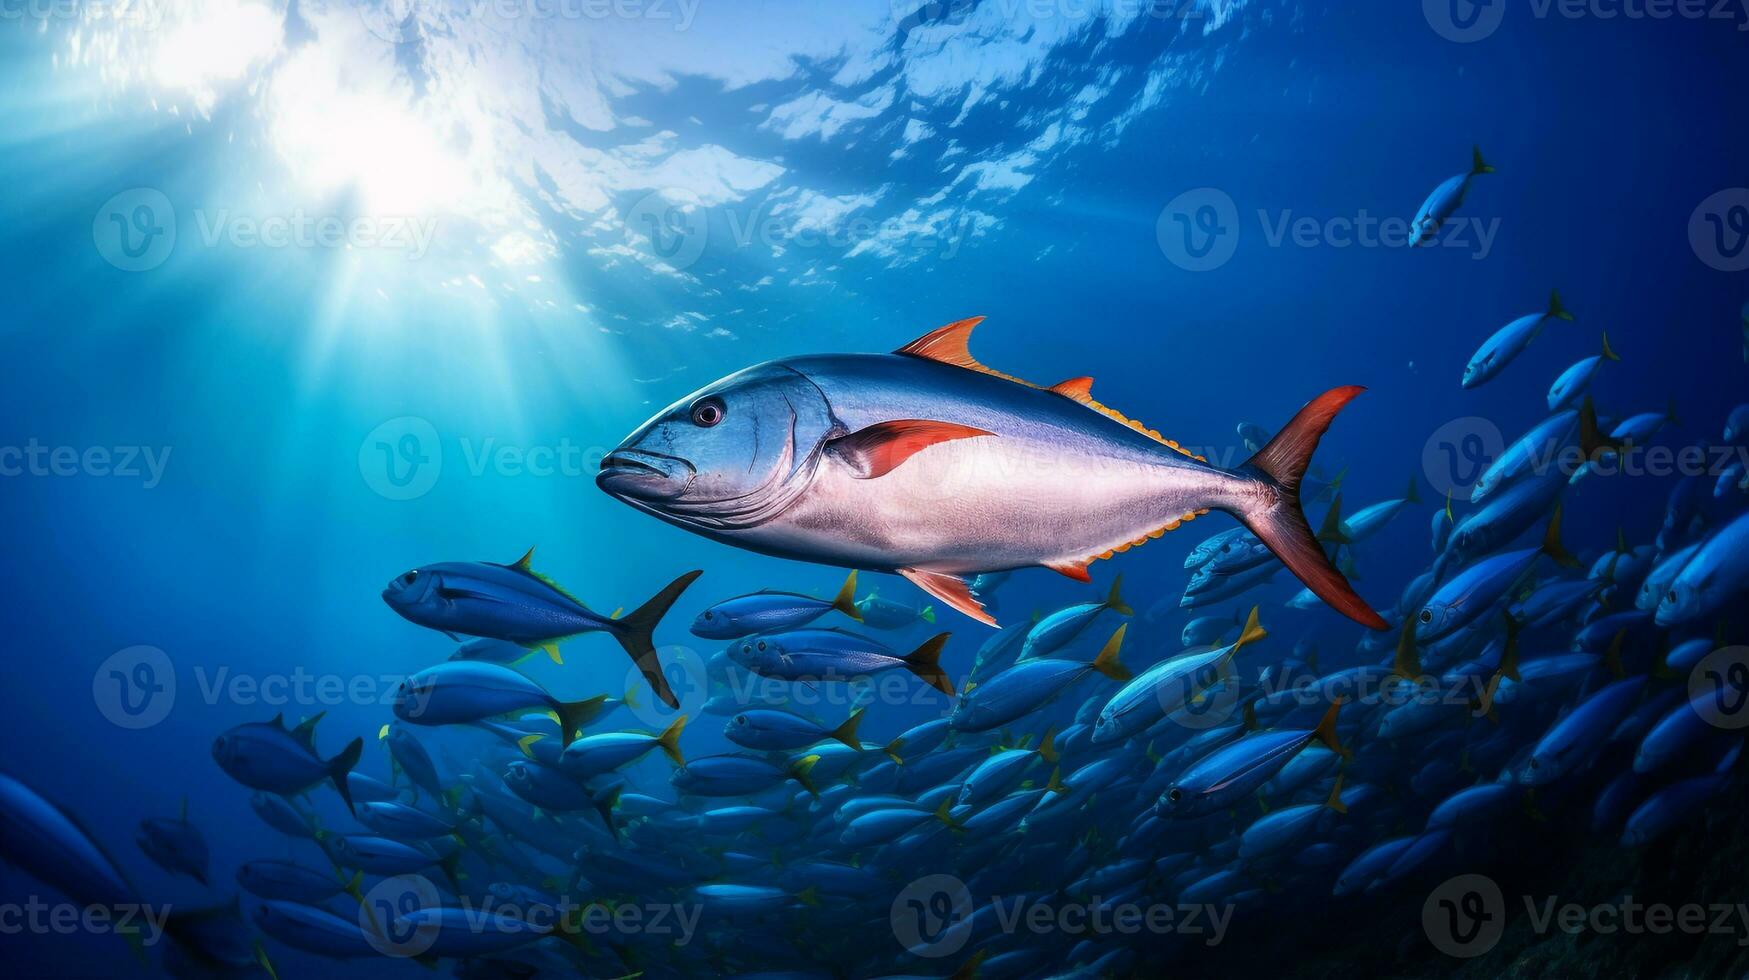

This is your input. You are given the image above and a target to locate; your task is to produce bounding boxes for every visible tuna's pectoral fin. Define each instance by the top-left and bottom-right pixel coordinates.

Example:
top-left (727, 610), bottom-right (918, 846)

top-left (826, 420), bottom-right (993, 479)
top-left (899, 568), bottom-right (996, 628)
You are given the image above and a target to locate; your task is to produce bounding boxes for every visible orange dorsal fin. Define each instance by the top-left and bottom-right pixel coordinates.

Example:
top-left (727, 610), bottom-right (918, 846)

top-left (897, 317), bottom-right (1205, 462)
top-left (1049, 377), bottom-right (1096, 403)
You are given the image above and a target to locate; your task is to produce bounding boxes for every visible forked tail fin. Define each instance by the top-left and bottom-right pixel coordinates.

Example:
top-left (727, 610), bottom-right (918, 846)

top-left (611, 569), bottom-right (704, 709)
top-left (1234, 387), bottom-right (1388, 630)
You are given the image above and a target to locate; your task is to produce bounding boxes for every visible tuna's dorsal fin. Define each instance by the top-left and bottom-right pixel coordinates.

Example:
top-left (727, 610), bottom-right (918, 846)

top-left (898, 317), bottom-right (1208, 463)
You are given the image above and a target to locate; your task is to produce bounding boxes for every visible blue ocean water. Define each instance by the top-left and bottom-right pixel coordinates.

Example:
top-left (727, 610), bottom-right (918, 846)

top-left (1, 1), bottom-right (1746, 976)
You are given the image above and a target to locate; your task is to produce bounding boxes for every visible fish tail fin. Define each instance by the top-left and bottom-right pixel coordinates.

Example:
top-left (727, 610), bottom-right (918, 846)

top-left (920, 605), bottom-right (937, 623)
top-left (884, 736), bottom-right (906, 766)
top-left (1045, 766), bottom-right (1070, 795)
top-left (1499, 611), bottom-right (1523, 682)
top-left (1235, 387), bottom-right (1387, 630)
top-left (1666, 398), bottom-right (1682, 428)
top-left (1314, 699), bottom-right (1350, 759)
top-left (516, 734), bottom-right (544, 760)
top-left (1392, 620), bottom-right (1424, 681)
top-left (592, 785), bottom-right (623, 840)
top-left (1315, 494), bottom-right (1351, 546)
top-left (1091, 625), bottom-right (1131, 681)
top-left (830, 708), bottom-right (865, 751)
top-left (1578, 395), bottom-right (1625, 463)
top-left (1325, 772), bottom-right (1348, 814)
top-left (1470, 145), bottom-right (1495, 176)
top-left (1037, 726), bottom-right (1059, 765)
top-left (656, 715), bottom-right (688, 766)
top-left (328, 737), bottom-right (363, 816)
top-left (1601, 330), bottom-right (1621, 362)
top-left (554, 698), bottom-right (603, 747)
top-left (1230, 606), bottom-right (1267, 659)
top-left (1541, 503), bottom-right (1580, 569)
top-left (1105, 574), bottom-right (1134, 617)
top-left (1547, 288), bottom-right (1574, 321)
top-left (612, 569), bottom-right (704, 710)
top-left (903, 633), bottom-right (956, 696)
top-left (790, 754), bottom-right (822, 798)
top-left (934, 796), bottom-right (964, 831)
top-left (832, 570), bottom-right (862, 622)
top-left (1404, 474), bottom-right (1422, 505)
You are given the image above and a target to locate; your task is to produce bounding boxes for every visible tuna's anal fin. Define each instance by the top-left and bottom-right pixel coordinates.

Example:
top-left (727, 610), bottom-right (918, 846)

top-left (898, 568), bottom-right (995, 628)
top-left (827, 420), bottom-right (993, 480)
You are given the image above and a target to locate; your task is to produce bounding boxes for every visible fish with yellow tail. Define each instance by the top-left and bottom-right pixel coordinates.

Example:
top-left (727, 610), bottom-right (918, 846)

top-left (598, 317), bottom-right (1386, 631)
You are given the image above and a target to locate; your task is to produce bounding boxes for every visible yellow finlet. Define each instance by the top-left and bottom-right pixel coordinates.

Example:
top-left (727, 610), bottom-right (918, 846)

top-left (543, 643), bottom-right (563, 665)
top-left (377, 724), bottom-right (390, 740)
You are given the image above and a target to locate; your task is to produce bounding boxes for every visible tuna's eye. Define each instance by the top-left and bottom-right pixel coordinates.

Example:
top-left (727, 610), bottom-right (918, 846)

top-left (756, 641), bottom-right (767, 651)
top-left (1167, 788), bottom-right (1183, 804)
top-left (703, 611), bottom-right (714, 619)
top-left (690, 398), bottom-right (726, 428)
top-left (1419, 609), bottom-right (1434, 624)
top-left (401, 570), bottom-right (418, 585)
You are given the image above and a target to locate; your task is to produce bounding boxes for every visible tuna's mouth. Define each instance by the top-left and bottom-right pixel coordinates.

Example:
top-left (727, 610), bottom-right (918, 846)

top-left (598, 449), bottom-right (693, 501)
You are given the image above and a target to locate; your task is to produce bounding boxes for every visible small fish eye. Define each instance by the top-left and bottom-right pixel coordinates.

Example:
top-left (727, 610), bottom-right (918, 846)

top-left (690, 397), bottom-right (726, 428)
top-left (703, 611), bottom-right (714, 619)
top-left (1667, 590), bottom-right (1678, 603)
top-left (401, 570), bottom-right (418, 584)
top-left (756, 641), bottom-right (767, 651)
top-left (1419, 609), bottom-right (1434, 624)
top-left (1167, 788), bottom-right (1183, 803)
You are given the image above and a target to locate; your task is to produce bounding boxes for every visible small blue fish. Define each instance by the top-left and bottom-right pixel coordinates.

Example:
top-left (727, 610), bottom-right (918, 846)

top-left (1520, 676), bottom-right (1648, 785)
top-left (951, 626), bottom-right (1130, 732)
top-left (727, 628), bottom-right (954, 695)
top-left (382, 550), bottom-right (700, 707)
top-left (692, 571), bottom-right (862, 639)
top-left (1546, 331), bottom-right (1620, 411)
top-left (726, 708), bottom-right (863, 752)
top-left (671, 753), bottom-right (822, 798)
top-left (236, 860), bottom-right (359, 905)
top-left (1657, 509), bottom-right (1749, 626)
top-left (136, 798), bottom-right (208, 885)
top-left (855, 592), bottom-right (937, 630)
top-left (251, 900), bottom-right (378, 959)
top-left (391, 662), bottom-right (608, 747)
top-left (558, 716), bottom-right (689, 778)
top-left (1093, 609), bottom-right (1264, 744)
top-left (1159, 700), bottom-right (1346, 819)
top-left (1410, 145), bottom-right (1493, 247)
top-left (1463, 290), bottom-right (1574, 389)
top-left (1020, 576), bottom-right (1132, 660)
top-left (212, 713), bottom-right (363, 814)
